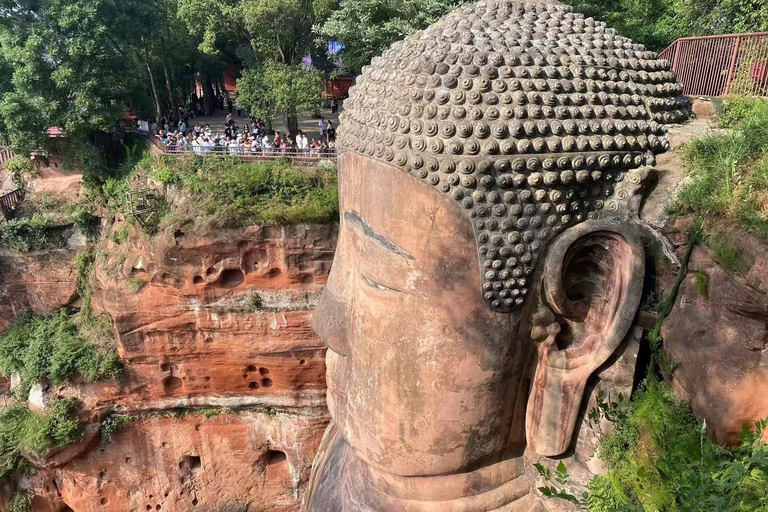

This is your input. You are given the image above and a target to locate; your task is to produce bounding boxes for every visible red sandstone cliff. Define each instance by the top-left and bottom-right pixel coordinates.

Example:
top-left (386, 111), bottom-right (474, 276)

top-left (1, 221), bottom-right (336, 512)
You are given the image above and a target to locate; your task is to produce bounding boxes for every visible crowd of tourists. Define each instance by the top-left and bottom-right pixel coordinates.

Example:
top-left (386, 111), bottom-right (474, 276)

top-left (147, 112), bottom-right (337, 157)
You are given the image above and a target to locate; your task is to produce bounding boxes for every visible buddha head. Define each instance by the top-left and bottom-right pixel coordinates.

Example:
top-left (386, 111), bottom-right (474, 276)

top-left (308, 0), bottom-right (688, 508)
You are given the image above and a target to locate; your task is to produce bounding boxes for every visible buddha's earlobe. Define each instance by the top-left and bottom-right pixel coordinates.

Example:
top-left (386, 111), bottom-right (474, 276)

top-left (526, 220), bottom-right (644, 457)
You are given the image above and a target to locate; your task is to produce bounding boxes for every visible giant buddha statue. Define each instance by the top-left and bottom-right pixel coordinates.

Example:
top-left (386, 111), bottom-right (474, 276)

top-left (303, 1), bottom-right (689, 509)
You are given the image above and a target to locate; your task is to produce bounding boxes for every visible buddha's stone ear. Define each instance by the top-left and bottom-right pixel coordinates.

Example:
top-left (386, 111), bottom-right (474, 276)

top-left (526, 219), bottom-right (644, 457)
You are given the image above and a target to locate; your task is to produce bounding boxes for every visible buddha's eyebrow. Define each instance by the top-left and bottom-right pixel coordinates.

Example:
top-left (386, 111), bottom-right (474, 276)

top-left (344, 210), bottom-right (415, 260)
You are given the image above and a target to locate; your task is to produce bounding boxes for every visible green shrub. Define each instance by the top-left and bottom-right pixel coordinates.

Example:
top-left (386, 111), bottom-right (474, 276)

top-left (538, 378), bottom-right (768, 511)
top-left (126, 276), bottom-right (147, 293)
top-left (720, 97), bottom-right (768, 128)
top-left (9, 489), bottom-right (33, 512)
top-left (71, 208), bottom-right (100, 241)
top-left (109, 224), bottom-right (129, 244)
top-left (672, 99), bottom-right (768, 244)
top-left (0, 309), bottom-right (122, 397)
top-left (4, 157), bottom-right (34, 191)
top-left (694, 270), bottom-right (709, 298)
top-left (0, 214), bottom-right (62, 252)
top-left (153, 165), bottom-right (180, 186)
top-left (99, 414), bottom-right (129, 444)
top-left (0, 398), bottom-right (83, 479)
top-left (75, 251), bottom-right (94, 314)
top-left (708, 232), bottom-right (751, 274)
top-left (171, 158), bottom-right (338, 228)
top-left (224, 293), bottom-right (263, 313)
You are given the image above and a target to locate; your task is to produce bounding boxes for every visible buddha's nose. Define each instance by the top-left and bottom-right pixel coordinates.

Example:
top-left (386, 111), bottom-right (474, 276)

top-left (312, 247), bottom-right (352, 356)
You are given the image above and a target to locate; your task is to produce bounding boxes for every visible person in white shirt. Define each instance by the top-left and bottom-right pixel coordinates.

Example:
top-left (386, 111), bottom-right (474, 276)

top-left (178, 120), bottom-right (187, 135)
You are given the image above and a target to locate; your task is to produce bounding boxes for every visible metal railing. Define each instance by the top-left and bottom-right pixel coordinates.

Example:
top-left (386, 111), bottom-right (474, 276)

top-left (143, 131), bottom-right (337, 164)
top-left (0, 188), bottom-right (23, 220)
top-left (660, 32), bottom-right (768, 97)
top-left (0, 146), bottom-right (14, 168)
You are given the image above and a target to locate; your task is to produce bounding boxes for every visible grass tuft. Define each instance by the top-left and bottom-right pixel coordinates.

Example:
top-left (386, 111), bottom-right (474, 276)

top-left (672, 97), bottom-right (768, 244)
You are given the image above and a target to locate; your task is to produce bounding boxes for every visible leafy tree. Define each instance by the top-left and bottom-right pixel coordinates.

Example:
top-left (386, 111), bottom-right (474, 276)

top-left (316, 0), bottom-right (467, 75)
top-left (178, 0), bottom-right (330, 135)
top-left (0, 0), bottom-right (140, 152)
top-left (237, 62), bottom-right (323, 134)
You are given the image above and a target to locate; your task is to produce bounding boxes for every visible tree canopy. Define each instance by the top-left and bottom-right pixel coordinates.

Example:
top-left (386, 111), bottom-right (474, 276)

top-left (1, 0), bottom-right (768, 153)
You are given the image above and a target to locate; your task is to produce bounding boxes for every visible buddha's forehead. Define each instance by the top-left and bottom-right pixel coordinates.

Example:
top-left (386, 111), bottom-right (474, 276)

top-left (337, 0), bottom-right (689, 312)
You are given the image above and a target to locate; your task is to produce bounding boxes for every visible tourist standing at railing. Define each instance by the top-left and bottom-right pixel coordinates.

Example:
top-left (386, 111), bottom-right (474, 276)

top-left (297, 131), bottom-right (308, 153)
top-left (325, 121), bottom-right (336, 143)
top-left (178, 119), bottom-right (187, 136)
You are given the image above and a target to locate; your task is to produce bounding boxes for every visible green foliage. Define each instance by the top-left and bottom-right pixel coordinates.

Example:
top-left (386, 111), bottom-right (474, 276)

top-left (672, 101), bottom-right (768, 245)
top-left (224, 293), bottom-right (264, 313)
top-left (126, 276), bottom-right (147, 293)
top-left (168, 158), bottom-right (338, 228)
top-left (99, 415), bottom-right (129, 445)
top-left (720, 97), bottom-right (768, 128)
top-left (110, 225), bottom-right (130, 244)
top-left (0, 214), bottom-right (62, 252)
top-left (237, 62), bottom-right (324, 128)
top-left (71, 208), bottom-right (101, 242)
top-left (178, 0), bottom-right (325, 66)
top-left (563, 0), bottom-right (768, 51)
top-left (0, 309), bottom-right (122, 397)
top-left (153, 165), bottom-right (181, 186)
top-left (76, 251), bottom-right (95, 314)
top-left (317, 0), bottom-right (467, 75)
top-left (0, 398), bottom-right (83, 479)
top-left (539, 379), bottom-right (768, 512)
top-left (0, 1), bottom-right (136, 153)
top-left (535, 461), bottom-right (583, 506)
top-left (10, 489), bottom-right (33, 512)
top-left (4, 157), bottom-right (35, 191)
top-left (708, 232), bottom-right (751, 274)
top-left (640, 291), bottom-right (662, 313)
top-left (694, 270), bottom-right (709, 298)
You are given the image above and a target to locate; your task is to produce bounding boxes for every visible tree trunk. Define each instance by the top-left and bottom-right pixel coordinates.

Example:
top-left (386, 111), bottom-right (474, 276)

top-left (144, 48), bottom-right (162, 124)
top-left (203, 77), bottom-right (214, 116)
top-left (287, 112), bottom-right (299, 138)
top-left (164, 64), bottom-right (178, 124)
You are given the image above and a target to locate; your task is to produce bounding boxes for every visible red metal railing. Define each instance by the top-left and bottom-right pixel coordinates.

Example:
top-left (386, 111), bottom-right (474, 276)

top-left (660, 32), bottom-right (768, 97)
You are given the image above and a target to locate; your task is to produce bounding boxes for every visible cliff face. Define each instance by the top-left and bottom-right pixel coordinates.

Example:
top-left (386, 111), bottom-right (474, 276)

top-left (0, 247), bottom-right (82, 332)
top-left (19, 222), bottom-right (337, 512)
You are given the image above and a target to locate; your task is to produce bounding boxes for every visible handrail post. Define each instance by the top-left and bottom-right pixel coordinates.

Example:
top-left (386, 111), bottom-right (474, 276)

top-left (671, 41), bottom-right (681, 72)
top-left (725, 35), bottom-right (742, 95)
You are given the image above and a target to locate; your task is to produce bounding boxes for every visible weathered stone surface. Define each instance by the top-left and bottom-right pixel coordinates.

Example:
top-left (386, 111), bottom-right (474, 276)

top-left (11, 223), bottom-right (337, 512)
top-left (0, 248), bottom-right (81, 331)
top-left (691, 99), bottom-right (718, 120)
top-left (339, 0), bottom-right (688, 312)
top-left (28, 412), bottom-right (328, 512)
top-left (662, 243), bottom-right (768, 444)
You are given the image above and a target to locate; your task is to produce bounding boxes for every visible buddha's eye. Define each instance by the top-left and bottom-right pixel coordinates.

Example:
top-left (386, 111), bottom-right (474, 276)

top-left (359, 272), bottom-right (402, 293)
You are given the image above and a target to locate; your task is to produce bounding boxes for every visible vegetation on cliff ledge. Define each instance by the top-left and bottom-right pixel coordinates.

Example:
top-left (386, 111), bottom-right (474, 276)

top-left (671, 97), bottom-right (768, 243)
top-left (159, 155), bottom-right (339, 229)
top-left (0, 397), bottom-right (83, 480)
top-left (0, 309), bottom-right (122, 398)
top-left (539, 378), bottom-right (768, 511)
top-left (0, 214), bottom-right (63, 252)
